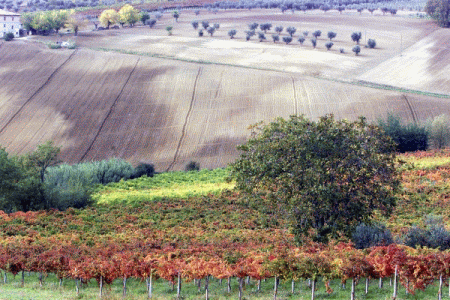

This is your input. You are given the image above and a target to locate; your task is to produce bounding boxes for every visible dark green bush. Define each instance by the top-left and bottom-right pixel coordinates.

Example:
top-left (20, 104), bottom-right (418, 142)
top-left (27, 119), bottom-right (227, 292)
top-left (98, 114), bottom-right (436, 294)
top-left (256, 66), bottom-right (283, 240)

top-left (378, 114), bottom-right (428, 152)
top-left (185, 161), bottom-right (200, 171)
top-left (132, 163), bottom-right (155, 178)
top-left (4, 32), bottom-right (14, 41)
top-left (352, 223), bottom-right (393, 249)
top-left (404, 225), bottom-right (450, 250)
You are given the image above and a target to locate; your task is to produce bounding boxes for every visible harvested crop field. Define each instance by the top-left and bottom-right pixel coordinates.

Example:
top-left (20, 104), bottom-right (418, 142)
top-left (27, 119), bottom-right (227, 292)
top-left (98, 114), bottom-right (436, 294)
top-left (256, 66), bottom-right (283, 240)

top-left (0, 9), bottom-right (449, 170)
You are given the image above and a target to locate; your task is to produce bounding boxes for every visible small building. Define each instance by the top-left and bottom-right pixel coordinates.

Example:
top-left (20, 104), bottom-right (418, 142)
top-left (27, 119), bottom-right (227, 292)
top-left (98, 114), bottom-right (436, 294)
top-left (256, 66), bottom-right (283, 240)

top-left (0, 9), bottom-right (21, 38)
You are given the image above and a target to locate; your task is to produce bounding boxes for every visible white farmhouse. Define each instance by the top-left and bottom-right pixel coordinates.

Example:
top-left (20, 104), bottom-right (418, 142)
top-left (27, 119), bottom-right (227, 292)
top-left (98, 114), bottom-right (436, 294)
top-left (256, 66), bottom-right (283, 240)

top-left (0, 9), bottom-right (21, 38)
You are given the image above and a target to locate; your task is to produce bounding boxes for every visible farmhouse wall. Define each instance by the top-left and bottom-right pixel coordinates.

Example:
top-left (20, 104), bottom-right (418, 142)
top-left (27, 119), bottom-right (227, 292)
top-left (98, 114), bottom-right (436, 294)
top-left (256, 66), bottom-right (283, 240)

top-left (0, 9), bottom-right (22, 38)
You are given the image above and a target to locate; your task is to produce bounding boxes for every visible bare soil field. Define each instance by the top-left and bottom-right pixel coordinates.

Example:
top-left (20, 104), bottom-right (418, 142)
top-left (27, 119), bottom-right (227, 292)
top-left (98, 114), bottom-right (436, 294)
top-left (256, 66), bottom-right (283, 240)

top-left (0, 9), bottom-right (449, 170)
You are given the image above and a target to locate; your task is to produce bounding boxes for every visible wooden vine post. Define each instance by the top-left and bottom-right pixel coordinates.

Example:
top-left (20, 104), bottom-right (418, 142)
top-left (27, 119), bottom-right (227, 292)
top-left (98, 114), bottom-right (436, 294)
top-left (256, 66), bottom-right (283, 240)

top-left (147, 272), bottom-right (153, 299)
top-left (99, 275), bottom-right (103, 298)
top-left (393, 265), bottom-right (398, 300)
top-left (350, 277), bottom-right (356, 300)
top-left (238, 277), bottom-right (244, 300)
top-left (227, 277), bottom-right (231, 293)
top-left (365, 278), bottom-right (369, 294)
top-left (177, 271), bottom-right (182, 299)
top-left (438, 275), bottom-right (443, 300)
top-left (273, 276), bottom-right (278, 300)
top-left (123, 276), bottom-right (127, 297)
top-left (311, 279), bottom-right (316, 300)
top-left (205, 275), bottom-right (209, 300)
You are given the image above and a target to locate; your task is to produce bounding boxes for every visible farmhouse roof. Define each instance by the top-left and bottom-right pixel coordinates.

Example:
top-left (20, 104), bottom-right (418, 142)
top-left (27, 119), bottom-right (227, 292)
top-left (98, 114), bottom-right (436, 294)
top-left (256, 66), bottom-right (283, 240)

top-left (0, 9), bottom-right (21, 16)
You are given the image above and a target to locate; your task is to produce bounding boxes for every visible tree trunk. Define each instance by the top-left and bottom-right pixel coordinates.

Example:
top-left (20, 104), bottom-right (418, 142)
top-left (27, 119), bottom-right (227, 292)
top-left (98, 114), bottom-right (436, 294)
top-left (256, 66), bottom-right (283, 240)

top-left (123, 276), bottom-right (127, 297)
top-left (3, 271), bottom-right (6, 283)
top-left (273, 276), bottom-right (278, 300)
top-left (59, 278), bottom-right (63, 287)
top-left (177, 272), bottom-right (181, 299)
top-left (351, 278), bottom-right (356, 300)
top-left (227, 277), bottom-right (231, 293)
top-left (393, 265), bottom-right (398, 300)
top-left (39, 272), bottom-right (43, 287)
top-left (438, 274), bottom-right (443, 300)
top-left (257, 279), bottom-right (261, 291)
top-left (205, 276), bottom-right (209, 300)
top-left (379, 277), bottom-right (383, 289)
top-left (219, 278), bottom-right (222, 286)
top-left (21, 270), bottom-right (25, 286)
top-left (246, 276), bottom-right (250, 285)
top-left (311, 279), bottom-right (316, 300)
top-left (76, 278), bottom-right (79, 295)
top-left (238, 277), bottom-right (243, 300)
top-left (365, 278), bottom-right (369, 294)
top-left (291, 279), bottom-right (295, 294)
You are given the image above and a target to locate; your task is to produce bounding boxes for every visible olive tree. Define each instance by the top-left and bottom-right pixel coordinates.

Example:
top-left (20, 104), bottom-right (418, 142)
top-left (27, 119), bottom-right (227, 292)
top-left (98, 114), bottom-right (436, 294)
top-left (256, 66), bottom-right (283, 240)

top-left (230, 114), bottom-right (399, 243)
top-left (352, 45), bottom-right (361, 55)
top-left (351, 32), bottom-right (362, 44)
top-left (228, 29), bottom-right (237, 39)
top-left (286, 26), bottom-right (296, 37)
top-left (327, 31), bottom-right (336, 41)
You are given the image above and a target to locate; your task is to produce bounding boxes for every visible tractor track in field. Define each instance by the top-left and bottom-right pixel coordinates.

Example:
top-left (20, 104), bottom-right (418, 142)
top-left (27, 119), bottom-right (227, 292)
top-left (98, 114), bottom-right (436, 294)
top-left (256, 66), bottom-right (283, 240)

top-left (166, 66), bottom-right (202, 172)
top-left (79, 57), bottom-right (141, 162)
top-left (402, 94), bottom-right (417, 124)
top-left (0, 49), bottom-right (78, 137)
top-left (291, 76), bottom-right (298, 116)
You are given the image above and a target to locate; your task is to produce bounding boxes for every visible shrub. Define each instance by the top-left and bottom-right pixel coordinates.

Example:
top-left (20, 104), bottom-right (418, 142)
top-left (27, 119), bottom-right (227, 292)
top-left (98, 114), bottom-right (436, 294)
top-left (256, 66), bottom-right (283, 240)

top-left (93, 158), bottom-right (135, 184)
top-left (282, 36), bottom-right (292, 44)
top-left (312, 30), bottom-right (322, 38)
top-left (367, 38), bottom-right (376, 48)
top-left (303, 31), bottom-right (308, 37)
top-left (248, 22), bottom-right (258, 30)
top-left (340, 48), bottom-right (345, 53)
top-left (298, 36), bottom-right (305, 44)
top-left (327, 31), bottom-right (336, 40)
top-left (185, 161), bottom-right (200, 171)
top-left (4, 32), bottom-right (14, 41)
top-left (352, 223), bottom-right (393, 249)
top-left (259, 22), bottom-right (272, 33)
top-left (166, 26), bottom-right (173, 35)
top-left (404, 216), bottom-right (450, 250)
top-left (325, 41), bottom-right (333, 50)
top-left (311, 38), bottom-right (317, 48)
top-left (378, 113), bottom-right (428, 152)
top-left (48, 43), bottom-right (62, 49)
top-left (213, 23), bottom-right (220, 29)
top-left (207, 26), bottom-right (215, 36)
top-left (428, 114), bottom-right (450, 149)
top-left (286, 26), bottom-right (296, 37)
top-left (258, 32), bottom-right (266, 42)
top-left (147, 19), bottom-right (157, 28)
top-left (201, 20), bottom-right (209, 30)
top-left (272, 34), bottom-right (279, 43)
top-left (275, 25), bottom-right (283, 34)
top-left (198, 29), bottom-right (204, 37)
top-left (228, 29), bottom-right (237, 39)
top-left (191, 20), bottom-right (199, 30)
top-left (352, 45), bottom-right (361, 55)
top-left (132, 163), bottom-right (155, 178)
top-left (351, 32), bottom-right (362, 44)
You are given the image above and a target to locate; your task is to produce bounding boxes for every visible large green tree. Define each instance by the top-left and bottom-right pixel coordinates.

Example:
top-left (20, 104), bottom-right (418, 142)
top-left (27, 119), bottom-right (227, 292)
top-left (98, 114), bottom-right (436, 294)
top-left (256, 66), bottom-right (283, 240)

top-left (425, 0), bottom-right (450, 27)
top-left (231, 115), bottom-right (400, 243)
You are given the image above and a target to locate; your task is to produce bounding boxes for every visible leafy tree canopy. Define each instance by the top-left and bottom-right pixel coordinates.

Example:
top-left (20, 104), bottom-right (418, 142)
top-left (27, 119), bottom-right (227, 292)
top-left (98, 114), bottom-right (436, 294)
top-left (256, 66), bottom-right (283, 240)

top-left (230, 115), bottom-right (400, 244)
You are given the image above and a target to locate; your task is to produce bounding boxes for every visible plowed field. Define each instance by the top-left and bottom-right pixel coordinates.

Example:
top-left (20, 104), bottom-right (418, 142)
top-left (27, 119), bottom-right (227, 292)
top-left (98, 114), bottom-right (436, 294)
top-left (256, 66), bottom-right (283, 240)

top-left (1, 9), bottom-right (449, 171)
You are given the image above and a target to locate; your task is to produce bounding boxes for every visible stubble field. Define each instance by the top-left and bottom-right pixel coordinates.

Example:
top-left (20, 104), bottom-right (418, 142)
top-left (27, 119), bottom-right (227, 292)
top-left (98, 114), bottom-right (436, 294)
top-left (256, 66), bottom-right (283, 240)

top-left (0, 8), bottom-right (449, 170)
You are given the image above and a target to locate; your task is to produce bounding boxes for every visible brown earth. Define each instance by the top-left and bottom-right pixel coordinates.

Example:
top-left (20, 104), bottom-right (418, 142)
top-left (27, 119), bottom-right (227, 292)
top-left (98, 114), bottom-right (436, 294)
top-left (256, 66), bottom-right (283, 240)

top-left (0, 9), bottom-right (449, 171)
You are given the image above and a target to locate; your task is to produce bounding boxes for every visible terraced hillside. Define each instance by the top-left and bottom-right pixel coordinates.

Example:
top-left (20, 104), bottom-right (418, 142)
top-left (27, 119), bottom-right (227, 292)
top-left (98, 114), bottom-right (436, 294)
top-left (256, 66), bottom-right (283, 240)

top-left (1, 9), bottom-right (449, 171)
